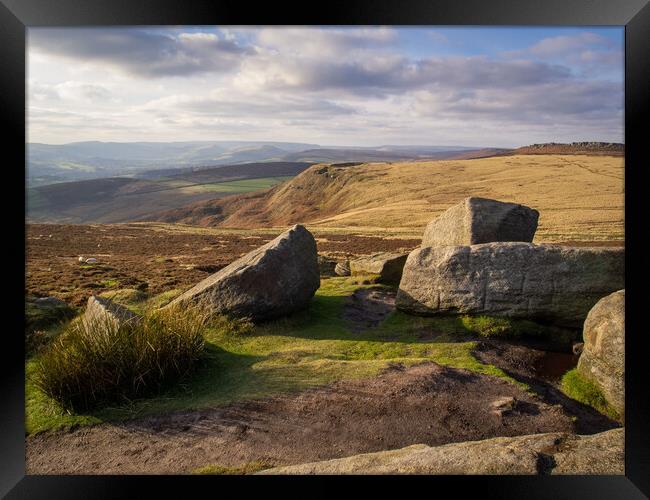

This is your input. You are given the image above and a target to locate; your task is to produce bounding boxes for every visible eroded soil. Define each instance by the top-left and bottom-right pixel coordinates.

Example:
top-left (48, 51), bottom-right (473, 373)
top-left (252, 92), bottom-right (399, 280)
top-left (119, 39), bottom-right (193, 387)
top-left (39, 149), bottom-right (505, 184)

top-left (343, 287), bottom-right (396, 333)
top-left (27, 362), bottom-right (592, 475)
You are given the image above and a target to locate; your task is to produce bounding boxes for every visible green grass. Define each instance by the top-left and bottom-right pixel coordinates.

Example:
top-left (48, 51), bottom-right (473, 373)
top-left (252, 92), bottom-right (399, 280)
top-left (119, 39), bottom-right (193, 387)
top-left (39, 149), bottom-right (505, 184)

top-left (185, 176), bottom-right (294, 194)
top-left (25, 277), bottom-right (528, 435)
top-left (560, 368), bottom-right (621, 422)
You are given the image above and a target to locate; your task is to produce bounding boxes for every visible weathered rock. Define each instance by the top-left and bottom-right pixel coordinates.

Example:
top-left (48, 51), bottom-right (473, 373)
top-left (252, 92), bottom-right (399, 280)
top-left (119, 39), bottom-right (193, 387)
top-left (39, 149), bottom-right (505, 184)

top-left (167, 224), bottom-right (320, 321)
top-left (258, 428), bottom-right (623, 475)
top-left (317, 255), bottom-right (338, 277)
top-left (396, 243), bottom-right (624, 327)
top-left (350, 252), bottom-right (409, 286)
top-left (421, 197), bottom-right (539, 248)
top-left (25, 296), bottom-right (75, 332)
top-left (335, 260), bottom-right (351, 277)
top-left (84, 295), bottom-right (141, 329)
top-left (577, 290), bottom-right (625, 418)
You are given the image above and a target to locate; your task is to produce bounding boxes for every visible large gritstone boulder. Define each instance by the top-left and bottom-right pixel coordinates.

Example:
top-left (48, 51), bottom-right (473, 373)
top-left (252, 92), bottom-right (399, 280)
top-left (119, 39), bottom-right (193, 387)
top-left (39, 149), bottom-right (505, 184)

top-left (577, 290), bottom-right (625, 418)
top-left (83, 295), bottom-right (141, 329)
top-left (258, 428), bottom-right (623, 475)
top-left (421, 197), bottom-right (539, 248)
top-left (167, 225), bottom-right (320, 321)
top-left (350, 252), bottom-right (409, 286)
top-left (396, 243), bottom-right (624, 327)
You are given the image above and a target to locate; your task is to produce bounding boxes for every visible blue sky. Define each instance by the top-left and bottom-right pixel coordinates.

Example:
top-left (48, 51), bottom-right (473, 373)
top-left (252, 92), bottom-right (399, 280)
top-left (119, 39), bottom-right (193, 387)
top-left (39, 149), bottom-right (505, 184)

top-left (27, 26), bottom-right (624, 147)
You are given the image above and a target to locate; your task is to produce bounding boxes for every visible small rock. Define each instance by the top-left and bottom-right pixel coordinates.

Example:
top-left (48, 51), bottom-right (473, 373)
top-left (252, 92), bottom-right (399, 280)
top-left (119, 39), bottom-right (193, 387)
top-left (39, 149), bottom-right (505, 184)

top-left (490, 396), bottom-right (516, 416)
top-left (335, 260), bottom-right (351, 277)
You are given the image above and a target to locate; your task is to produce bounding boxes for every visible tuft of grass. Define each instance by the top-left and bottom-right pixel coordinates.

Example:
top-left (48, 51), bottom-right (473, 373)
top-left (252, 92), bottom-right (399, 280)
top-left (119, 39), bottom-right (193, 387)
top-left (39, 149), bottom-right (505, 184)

top-left (561, 368), bottom-right (621, 422)
top-left (32, 303), bottom-right (208, 412)
top-left (192, 461), bottom-right (274, 475)
top-left (99, 279), bottom-right (120, 288)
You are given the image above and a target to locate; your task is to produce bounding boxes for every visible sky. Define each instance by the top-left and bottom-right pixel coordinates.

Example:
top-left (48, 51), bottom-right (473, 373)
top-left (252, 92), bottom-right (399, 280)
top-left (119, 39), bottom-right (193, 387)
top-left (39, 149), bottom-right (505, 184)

top-left (27, 26), bottom-right (624, 147)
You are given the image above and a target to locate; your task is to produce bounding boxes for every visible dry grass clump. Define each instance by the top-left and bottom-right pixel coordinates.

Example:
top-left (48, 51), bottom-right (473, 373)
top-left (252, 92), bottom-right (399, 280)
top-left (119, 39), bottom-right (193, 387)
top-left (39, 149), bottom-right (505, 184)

top-left (33, 303), bottom-right (209, 411)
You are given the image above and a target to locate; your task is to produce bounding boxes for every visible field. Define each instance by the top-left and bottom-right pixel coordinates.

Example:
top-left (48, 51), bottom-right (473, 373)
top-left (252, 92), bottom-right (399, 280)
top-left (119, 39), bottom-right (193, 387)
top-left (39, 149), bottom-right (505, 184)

top-left (152, 154), bottom-right (625, 243)
top-left (26, 161), bottom-right (313, 223)
top-left (24, 152), bottom-right (625, 474)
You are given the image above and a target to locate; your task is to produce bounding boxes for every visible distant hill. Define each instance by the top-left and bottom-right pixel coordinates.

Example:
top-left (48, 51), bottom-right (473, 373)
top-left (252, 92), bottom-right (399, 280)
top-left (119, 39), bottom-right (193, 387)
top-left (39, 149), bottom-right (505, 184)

top-left (147, 154), bottom-right (624, 243)
top-left (27, 141), bottom-right (318, 186)
top-left (502, 142), bottom-right (624, 156)
top-left (27, 161), bottom-right (313, 223)
top-left (26, 140), bottom-right (499, 186)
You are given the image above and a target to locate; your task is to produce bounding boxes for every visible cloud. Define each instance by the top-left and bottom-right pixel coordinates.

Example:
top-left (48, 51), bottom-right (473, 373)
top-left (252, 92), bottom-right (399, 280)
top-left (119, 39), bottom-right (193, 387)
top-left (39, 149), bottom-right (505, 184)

top-left (139, 90), bottom-right (358, 120)
top-left (28, 28), bottom-right (254, 78)
top-left (528, 32), bottom-right (611, 57)
top-left (235, 53), bottom-right (573, 98)
top-left (26, 27), bottom-right (624, 146)
top-left (28, 80), bottom-right (115, 103)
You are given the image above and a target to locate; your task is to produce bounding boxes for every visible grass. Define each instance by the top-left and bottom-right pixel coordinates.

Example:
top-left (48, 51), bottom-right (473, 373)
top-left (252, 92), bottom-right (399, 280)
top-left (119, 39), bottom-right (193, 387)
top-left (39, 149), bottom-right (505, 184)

top-left (192, 461), bottom-right (274, 475)
top-left (561, 368), bottom-right (621, 422)
top-left (32, 303), bottom-right (208, 413)
top-left (26, 277), bottom-right (541, 434)
top-left (184, 176), bottom-right (294, 194)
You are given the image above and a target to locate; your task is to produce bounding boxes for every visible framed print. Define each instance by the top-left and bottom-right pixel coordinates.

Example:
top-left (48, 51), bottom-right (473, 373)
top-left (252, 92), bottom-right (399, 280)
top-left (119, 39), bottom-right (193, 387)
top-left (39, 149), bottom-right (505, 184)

top-left (2, 0), bottom-right (649, 497)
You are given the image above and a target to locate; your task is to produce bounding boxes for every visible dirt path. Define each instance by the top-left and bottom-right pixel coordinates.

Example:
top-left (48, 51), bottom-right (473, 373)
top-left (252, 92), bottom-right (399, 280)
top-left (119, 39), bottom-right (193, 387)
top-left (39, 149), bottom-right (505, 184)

top-left (27, 361), bottom-right (600, 475)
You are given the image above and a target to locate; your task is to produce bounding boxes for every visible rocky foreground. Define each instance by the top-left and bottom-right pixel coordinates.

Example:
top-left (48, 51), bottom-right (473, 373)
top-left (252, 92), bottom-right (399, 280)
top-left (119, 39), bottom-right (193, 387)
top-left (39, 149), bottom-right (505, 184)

top-left (259, 428), bottom-right (624, 475)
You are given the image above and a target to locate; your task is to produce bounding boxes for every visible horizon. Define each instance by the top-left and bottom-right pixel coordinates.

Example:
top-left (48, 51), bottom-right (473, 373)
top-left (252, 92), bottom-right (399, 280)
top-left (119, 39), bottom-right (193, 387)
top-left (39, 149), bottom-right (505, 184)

top-left (28, 26), bottom-right (624, 147)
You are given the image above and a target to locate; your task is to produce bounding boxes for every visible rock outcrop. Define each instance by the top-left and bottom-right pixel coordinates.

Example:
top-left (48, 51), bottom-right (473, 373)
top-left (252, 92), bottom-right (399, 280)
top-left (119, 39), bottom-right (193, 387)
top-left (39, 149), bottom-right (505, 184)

top-left (83, 295), bottom-right (140, 329)
top-left (577, 290), bottom-right (625, 417)
top-left (166, 225), bottom-right (320, 321)
top-left (350, 252), bottom-right (409, 286)
top-left (396, 243), bottom-right (624, 327)
top-left (421, 197), bottom-right (539, 248)
top-left (258, 428), bottom-right (623, 475)
top-left (317, 255), bottom-right (338, 277)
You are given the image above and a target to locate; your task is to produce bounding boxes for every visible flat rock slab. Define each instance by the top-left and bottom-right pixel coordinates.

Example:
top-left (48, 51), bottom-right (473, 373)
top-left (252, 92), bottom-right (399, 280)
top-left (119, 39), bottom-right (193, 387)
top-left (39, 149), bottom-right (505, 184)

top-left (578, 289), bottom-right (625, 417)
top-left (396, 243), bottom-right (624, 328)
top-left (84, 295), bottom-right (140, 329)
top-left (167, 224), bottom-right (320, 321)
top-left (422, 197), bottom-right (539, 248)
top-left (350, 252), bottom-right (409, 286)
top-left (259, 428), bottom-right (624, 475)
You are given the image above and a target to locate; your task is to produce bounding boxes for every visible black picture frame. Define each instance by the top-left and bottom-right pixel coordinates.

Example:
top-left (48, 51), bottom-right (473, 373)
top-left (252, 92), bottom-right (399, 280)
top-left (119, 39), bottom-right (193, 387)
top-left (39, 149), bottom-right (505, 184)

top-left (2, 0), bottom-right (648, 497)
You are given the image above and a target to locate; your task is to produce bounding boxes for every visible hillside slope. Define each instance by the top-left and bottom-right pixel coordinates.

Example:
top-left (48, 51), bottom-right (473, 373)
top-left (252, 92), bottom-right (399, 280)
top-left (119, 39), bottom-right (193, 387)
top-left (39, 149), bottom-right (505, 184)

top-left (147, 154), bottom-right (624, 242)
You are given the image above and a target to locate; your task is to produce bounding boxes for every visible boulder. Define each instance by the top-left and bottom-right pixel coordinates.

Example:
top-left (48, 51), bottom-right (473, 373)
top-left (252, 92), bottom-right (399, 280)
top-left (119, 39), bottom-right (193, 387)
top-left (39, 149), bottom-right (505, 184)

top-left (25, 296), bottom-right (75, 332)
top-left (577, 290), bottom-right (625, 417)
top-left (396, 243), bottom-right (624, 327)
top-left (421, 197), bottom-right (539, 248)
top-left (166, 224), bottom-right (320, 321)
top-left (317, 255), bottom-right (338, 277)
top-left (335, 260), bottom-right (351, 277)
top-left (84, 295), bottom-right (141, 329)
top-left (258, 428), bottom-right (623, 475)
top-left (350, 252), bottom-right (409, 286)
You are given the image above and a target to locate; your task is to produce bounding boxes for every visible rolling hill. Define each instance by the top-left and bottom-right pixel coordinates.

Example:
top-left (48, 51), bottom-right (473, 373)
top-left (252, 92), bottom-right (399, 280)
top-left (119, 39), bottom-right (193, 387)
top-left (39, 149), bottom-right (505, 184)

top-left (147, 153), bottom-right (624, 243)
top-left (27, 161), bottom-right (313, 223)
top-left (27, 141), bottom-right (500, 186)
